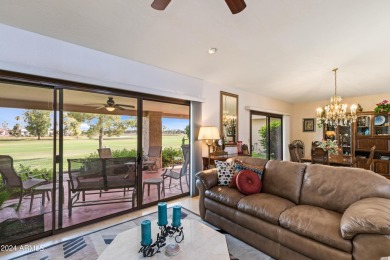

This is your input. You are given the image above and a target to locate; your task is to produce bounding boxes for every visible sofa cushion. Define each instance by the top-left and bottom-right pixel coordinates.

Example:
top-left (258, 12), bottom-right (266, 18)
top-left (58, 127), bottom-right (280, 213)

top-left (236, 170), bottom-right (262, 195)
top-left (279, 205), bottom-right (352, 253)
top-left (205, 186), bottom-right (246, 208)
top-left (262, 160), bottom-right (306, 204)
top-left (215, 160), bottom-right (234, 186)
top-left (227, 156), bottom-right (268, 167)
top-left (237, 193), bottom-right (295, 225)
top-left (300, 164), bottom-right (390, 213)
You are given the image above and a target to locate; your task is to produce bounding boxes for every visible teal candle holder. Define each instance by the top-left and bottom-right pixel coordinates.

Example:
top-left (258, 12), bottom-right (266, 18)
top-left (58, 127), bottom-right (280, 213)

top-left (139, 204), bottom-right (184, 257)
top-left (157, 202), bottom-right (168, 226)
top-left (141, 220), bottom-right (152, 246)
top-left (172, 205), bottom-right (181, 227)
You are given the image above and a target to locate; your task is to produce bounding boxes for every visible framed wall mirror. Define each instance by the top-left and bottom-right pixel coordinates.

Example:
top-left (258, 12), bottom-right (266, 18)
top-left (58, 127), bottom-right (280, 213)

top-left (220, 91), bottom-right (238, 146)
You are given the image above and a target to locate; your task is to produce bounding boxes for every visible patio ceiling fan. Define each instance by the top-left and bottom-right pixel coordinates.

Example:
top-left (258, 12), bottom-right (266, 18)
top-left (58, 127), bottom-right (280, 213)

top-left (151, 0), bottom-right (247, 14)
top-left (85, 97), bottom-right (135, 112)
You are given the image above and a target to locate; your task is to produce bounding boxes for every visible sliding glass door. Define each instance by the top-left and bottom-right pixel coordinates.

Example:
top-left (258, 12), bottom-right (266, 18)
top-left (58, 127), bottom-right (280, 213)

top-left (0, 83), bottom-right (54, 244)
top-left (250, 111), bottom-right (283, 160)
top-left (0, 70), bottom-right (191, 244)
top-left (55, 89), bottom-right (139, 228)
top-left (141, 100), bottom-right (190, 206)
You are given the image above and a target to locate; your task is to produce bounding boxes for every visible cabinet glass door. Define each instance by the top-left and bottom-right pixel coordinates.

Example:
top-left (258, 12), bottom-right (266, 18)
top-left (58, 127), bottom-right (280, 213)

top-left (373, 115), bottom-right (389, 136)
top-left (324, 125), bottom-right (336, 141)
top-left (339, 126), bottom-right (352, 155)
top-left (356, 116), bottom-right (371, 136)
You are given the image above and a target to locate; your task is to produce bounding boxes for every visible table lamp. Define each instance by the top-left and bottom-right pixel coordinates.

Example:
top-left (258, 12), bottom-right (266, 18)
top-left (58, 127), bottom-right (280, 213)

top-left (198, 126), bottom-right (220, 169)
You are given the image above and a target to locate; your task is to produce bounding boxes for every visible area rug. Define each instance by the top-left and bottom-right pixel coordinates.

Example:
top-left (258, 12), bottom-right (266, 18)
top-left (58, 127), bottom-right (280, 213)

top-left (12, 208), bottom-right (272, 260)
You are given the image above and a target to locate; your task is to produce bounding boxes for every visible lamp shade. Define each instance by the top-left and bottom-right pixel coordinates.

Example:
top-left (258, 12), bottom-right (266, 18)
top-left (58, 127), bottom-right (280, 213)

top-left (198, 126), bottom-right (220, 140)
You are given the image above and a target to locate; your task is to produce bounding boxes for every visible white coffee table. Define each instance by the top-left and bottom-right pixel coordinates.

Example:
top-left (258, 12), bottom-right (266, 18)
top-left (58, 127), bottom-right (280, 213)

top-left (98, 219), bottom-right (229, 259)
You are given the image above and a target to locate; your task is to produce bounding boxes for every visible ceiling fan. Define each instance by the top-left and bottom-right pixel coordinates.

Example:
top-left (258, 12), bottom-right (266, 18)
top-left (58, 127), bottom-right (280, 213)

top-left (151, 0), bottom-right (247, 14)
top-left (85, 97), bottom-right (135, 112)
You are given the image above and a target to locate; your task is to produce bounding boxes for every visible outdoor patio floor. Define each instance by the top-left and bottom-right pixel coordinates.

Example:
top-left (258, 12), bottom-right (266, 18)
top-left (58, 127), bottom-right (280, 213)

top-left (1, 168), bottom-right (189, 233)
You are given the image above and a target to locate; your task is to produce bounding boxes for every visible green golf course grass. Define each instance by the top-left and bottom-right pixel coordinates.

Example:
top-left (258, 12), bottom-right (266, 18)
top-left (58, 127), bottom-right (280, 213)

top-left (0, 134), bottom-right (186, 170)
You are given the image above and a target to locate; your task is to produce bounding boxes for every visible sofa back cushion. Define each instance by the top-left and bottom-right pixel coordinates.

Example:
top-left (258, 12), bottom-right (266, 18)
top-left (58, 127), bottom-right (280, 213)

top-left (227, 156), bottom-right (268, 167)
top-left (262, 160), bottom-right (307, 204)
top-left (300, 164), bottom-right (390, 213)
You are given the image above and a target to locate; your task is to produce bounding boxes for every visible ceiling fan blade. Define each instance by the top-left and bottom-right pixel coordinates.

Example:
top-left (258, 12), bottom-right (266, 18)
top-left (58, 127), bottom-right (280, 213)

top-left (116, 106), bottom-right (126, 111)
top-left (151, 0), bottom-right (171, 11)
top-left (84, 103), bottom-right (105, 106)
top-left (95, 106), bottom-right (105, 110)
top-left (225, 0), bottom-right (247, 14)
top-left (116, 104), bottom-right (135, 108)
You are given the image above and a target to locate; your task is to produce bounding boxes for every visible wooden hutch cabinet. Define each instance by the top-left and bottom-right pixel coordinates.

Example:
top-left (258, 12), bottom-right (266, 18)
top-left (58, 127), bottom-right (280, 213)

top-left (323, 125), bottom-right (354, 156)
top-left (354, 111), bottom-right (390, 175)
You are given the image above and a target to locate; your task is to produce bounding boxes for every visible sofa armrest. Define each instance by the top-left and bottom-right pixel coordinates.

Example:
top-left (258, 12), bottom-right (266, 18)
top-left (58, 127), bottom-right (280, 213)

top-left (195, 169), bottom-right (217, 220)
top-left (340, 197), bottom-right (390, 239)
top-left (195, 169), bottom-right (218, 190)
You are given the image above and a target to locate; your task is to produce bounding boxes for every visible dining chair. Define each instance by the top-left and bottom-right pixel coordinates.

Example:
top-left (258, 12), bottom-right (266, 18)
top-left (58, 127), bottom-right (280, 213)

top-left (0, 155), bottom-right (48, 211)
top-left (311, 142), bottom-right (329, 165)
top-left (291, 140), bottom-right (305, 157)
top-left (364, 145), bottom-right (376, 170)
top-left (161, 144), bottom-right (190, 193)
top-left (289, 140), bottom-right (304, 162)
top-left (289, 144), bottom-right (300, 162)
top-left (98, 148), bottom-right (112, 159)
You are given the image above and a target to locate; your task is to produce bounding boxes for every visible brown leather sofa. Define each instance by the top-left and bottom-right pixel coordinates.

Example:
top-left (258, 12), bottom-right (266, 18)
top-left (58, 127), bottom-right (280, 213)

top-left (195, 156), bottom-right (390, 259)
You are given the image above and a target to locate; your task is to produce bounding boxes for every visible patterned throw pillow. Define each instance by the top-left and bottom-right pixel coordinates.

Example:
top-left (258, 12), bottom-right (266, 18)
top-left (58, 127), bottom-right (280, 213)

top-left (234, 160), bottom-right (264, 181)
top-left (215, 160), bottom-right (234, 186)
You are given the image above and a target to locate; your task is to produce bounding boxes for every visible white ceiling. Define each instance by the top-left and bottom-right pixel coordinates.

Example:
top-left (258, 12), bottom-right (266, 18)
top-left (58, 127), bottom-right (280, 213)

top-left (0, 0), bottom-right (390, 104)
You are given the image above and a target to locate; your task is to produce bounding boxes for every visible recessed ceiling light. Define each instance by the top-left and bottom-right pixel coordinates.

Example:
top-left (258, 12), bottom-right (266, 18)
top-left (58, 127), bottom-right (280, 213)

top-left (208, 48), bottom-right (217, 54)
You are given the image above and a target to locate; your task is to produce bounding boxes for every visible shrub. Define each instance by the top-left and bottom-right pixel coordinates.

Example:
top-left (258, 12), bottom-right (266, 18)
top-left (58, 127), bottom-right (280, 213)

top-left (17, 164), bottom-right (53, 181)
top-left (85, 147), bottom-right (181, 167)
top-left (162, 147), bottom-right (183, 167)
top-left (112, 148), bottom-right (137, 158)
top-left (86, 148), bottom-right (138, 159)
top-left (0, 185), bottom-right (9, 209)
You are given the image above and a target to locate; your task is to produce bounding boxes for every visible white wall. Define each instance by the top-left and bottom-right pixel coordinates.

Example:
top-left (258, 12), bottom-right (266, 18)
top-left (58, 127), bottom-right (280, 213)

top-left (0, 23), bottom-right (204, 102)
top-left (0, 23), bottom-right (294, 159)
top-left (200, 81), bottom-right (293, 158)
top-left (291, 93), bottom-right (390, 157)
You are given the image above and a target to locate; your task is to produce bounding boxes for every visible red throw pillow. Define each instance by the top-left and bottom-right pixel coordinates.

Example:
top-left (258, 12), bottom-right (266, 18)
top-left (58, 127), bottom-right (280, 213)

top-left (229, 172), bottom-right (239, 188)
top-left (236, 170), bottom-right (262, 195)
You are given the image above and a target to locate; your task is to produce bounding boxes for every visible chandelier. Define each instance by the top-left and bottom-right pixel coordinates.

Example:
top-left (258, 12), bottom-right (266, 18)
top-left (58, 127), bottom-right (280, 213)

top-left (316, 68), bottom-right (357, 127)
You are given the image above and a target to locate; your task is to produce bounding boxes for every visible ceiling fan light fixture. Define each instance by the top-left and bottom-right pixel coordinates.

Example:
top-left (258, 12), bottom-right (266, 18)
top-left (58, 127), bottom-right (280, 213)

top-left (106, 106), bottom-right (115, 112)
top-left (225, 0), bottom-right (247, 14)
top-left (151, 0), bottom-right (171, 10)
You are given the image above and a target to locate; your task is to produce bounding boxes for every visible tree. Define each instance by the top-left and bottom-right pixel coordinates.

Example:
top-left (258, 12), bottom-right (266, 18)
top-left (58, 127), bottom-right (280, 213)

top-left (259, 121), bottom-right (281, 159)
top-left (162, 125), bottom-right (168, 134)
top-left (9, 116), bottom-right (21, 137)
top-left (23, 110), bottom-right (51, 140)
top-left (67, 112), bottom-right (136, 149)
top-left (64, 113), bottom-right (82, 138)
top-left (184, 125), bottom-right (190, 139)
top-left (9, 123), bottom-right (22, 137)
top-left (1, 121), bottom-right (8, 130)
